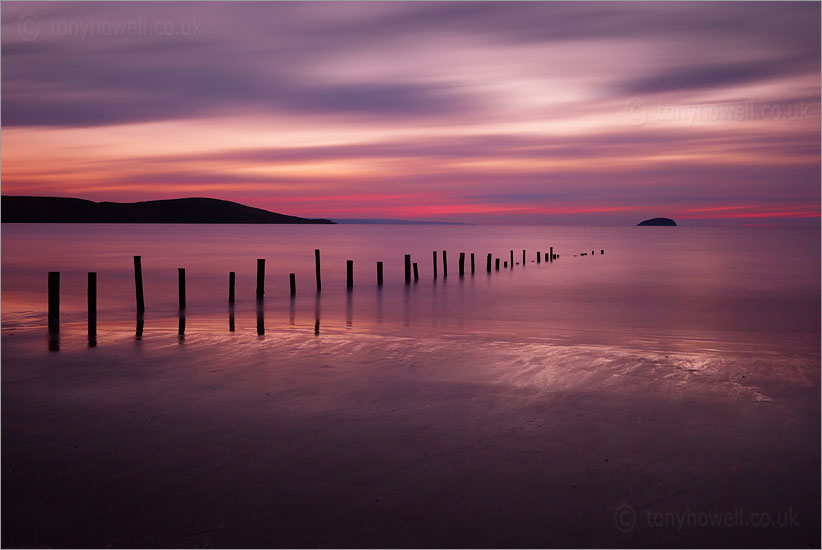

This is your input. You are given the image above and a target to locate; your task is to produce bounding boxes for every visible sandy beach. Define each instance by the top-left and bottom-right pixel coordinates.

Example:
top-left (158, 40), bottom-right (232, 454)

top-left (3, 320), bottom-right (818, 548)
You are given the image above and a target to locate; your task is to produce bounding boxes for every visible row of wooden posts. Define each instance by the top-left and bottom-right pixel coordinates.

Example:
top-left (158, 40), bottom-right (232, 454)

top-left (47, 247), bottom-right (607, 331)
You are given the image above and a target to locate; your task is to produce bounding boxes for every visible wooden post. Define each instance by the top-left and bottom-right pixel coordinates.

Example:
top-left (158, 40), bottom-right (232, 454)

top-left (504, 261), bottom-right (508, 268)
top-left (592, 250), bottom-right (595, 256)
top-left (229, 304), bottom-right (235, 332)
top-left (459, 252), bottom-right (465, 276)
top-left (413, 262), bottom-right (419, 281)
top-left (601, 249), bottom-right (604, 255)
top-left (88, 272), bottom-right (97, 348)
top-left (522, 250), bottom-right (526, 265)
top-left (495, 258), bottom-right (500, 271)
top-left (315, 249), bottom-right (322, 292)
top-left (257, 300), bottom-right (264, 335)
top-left (289, 273), bottom-right (296, 296)
top-left (537, 251), bottom-right (541, 263)
top-left (442, 250), bottom-right (448, 278)
top-left (88, 272), bottom-right (97, 318)
top-left (510, 250), bottom-right (513, 269)
top-left (48, 271), bottom-right (60, 331)
top-left (405, 254), bottom-right (411, 284)
top-left (178, 268), bottom-right (186, 309)
top-left (433, 251), bottom-right (438, 279)
top-left (550, 247), bottom-right (554, 262)
top-left (133, 256), bottom-right (145, 313)
top-left (178, 312), bottom-right (185, 337)
top-left (471, 253), bottom-right (475, 274)
top-left (256, 258), bottom-right (265, 299)
top-left (347, 260), bottom-right (353, 289)
top-left (486, 253), bottom-right (492, 272)
top-left (228, 272), bottom-right (235, 303)
top-left (377, 262), bottom-right (384, 285)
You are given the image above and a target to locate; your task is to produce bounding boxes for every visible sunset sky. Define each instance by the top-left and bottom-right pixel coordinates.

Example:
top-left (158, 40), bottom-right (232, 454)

top-left (2, 1), bottom-right (819, 225)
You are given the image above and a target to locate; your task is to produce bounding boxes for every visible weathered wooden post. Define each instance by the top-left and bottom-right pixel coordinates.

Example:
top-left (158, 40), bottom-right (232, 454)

top-left (413, 262), bottom-right (419, 282)
top-left (315, 249), bottom-right (322, 292)
top-left (442, 250), bottom-right (448, 277)
top-left (256, 300), bottom-right (264, 335)
top-left (522, 250), bottom-right (526, 265)
top-left (88, 272), bottom-right (97, 347)
top-left (178, 268), bottom-right (186, 309)
top-left (459, 252), bottom-right (465, 276)
top-left (377, 261), bottom-right (384, 285)
top-left (133, 256), bottom-right (145, 313)
top-left (289, 273), bottom-right (296, 296)
top-left (510, 250), bottom-right (514, 268)
top-left (229, 304), bottom-right (235, 332)
top-left (229, 272), bottom-right (235, 303)
top-left (347, 260), bottom-right (353, 289)
top-left (537, 251), bottom-right (541, 263)
top-left (601, 249), bottom-right (604, 254)
top-left (486, 253), bottom-right (492, 272)
top-left (495, 258), bottom-right (500, 271)
top-left (48, 271), bottom-right (60, 332)
top-left (504, 261), bottom-right (508, 268)
top-left (178, 312), bottom-right (185, 338)
top-left (136, 314), bottom-right (144, 340)
top-left (405, 254), bottom-right (411, 284)
top-left (550, 247), bottom-right (554, 261)
top-left (433, 251), bottom-right (438, 279)
top-left (88, 272), bottom-right (97, 319)
top-left (256, 259), bottom-right (265, 299)
top-left (471, 253), bottom-right (475, 274)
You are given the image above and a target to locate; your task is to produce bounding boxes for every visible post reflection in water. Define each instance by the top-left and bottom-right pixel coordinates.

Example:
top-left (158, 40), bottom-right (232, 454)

top-left (47, 326), bottom-right (59, 352)
top-left (88, 316), bottom-right (97, 348)
top-left (345, 290), bottom-right (353, 328)
top-left (376, 287), bottom-right (383, 324)
top-left (229, 303), bottom-right (235, 332)
top-left (256, 299), bottom-right (264, 336)
top-left (135, 313), bottom-right (144, 341)
top-left (403, 285), bottom-right (411, 327)
top-left (178, 312), bottom-right (185, 342)
top-left (289, 297), bottom-right (295, 326)
top-left (314, 294), bottom-right (320, 335)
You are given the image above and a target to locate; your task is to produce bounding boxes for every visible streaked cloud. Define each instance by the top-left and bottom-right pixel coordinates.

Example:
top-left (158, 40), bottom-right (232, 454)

top-left (1, 1), bottom-right (818, 224)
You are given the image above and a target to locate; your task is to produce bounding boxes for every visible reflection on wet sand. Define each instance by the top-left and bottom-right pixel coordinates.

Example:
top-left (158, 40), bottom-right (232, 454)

top-left (403, 285), bottom-right (410, 327)
top-left (376, 287), bottom-right (383, 324)
top-left (48, 326), bottom-right (59, 352)
top-left (178, 312), bottom-right (185, 342)
top-left (88, 316), bottom-right (97, 348)
top-left (346, 291), bottom-right (352, 328)
top-left (314, 294), bottom-right (320, 335)
top-left (256, 300), bottom-right (264, 336)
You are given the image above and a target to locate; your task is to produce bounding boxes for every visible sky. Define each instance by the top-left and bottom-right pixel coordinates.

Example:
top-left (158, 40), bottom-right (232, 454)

top-left (1, 2), bottom-right (820, 225)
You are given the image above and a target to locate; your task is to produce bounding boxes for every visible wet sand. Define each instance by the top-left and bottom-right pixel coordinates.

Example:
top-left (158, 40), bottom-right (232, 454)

top-left (2, 324), bottom-right (818, 548)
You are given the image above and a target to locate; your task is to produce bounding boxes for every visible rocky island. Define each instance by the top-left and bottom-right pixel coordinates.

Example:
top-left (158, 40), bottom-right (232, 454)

top-left (637, 217), bottom-right (677, 226)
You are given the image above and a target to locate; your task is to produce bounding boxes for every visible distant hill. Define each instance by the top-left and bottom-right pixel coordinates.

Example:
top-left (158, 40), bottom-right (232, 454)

top-left (637, 217), bottom-right (677, 226)
top-left (1, 196), bottom-right (334, 224)
top-left (333, 218), bottom-right (468, 225)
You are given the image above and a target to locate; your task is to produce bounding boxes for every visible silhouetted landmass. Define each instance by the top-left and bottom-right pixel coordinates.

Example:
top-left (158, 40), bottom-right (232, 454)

top-left (333, 218), bottom-right (468, 225)
top-left (637, 217), bottom-right (677, 226)
top-left (1, 196), bottom-right (334, 224)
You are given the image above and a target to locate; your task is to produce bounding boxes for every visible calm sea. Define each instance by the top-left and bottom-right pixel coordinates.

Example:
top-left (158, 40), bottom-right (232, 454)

top-left (2, 223), bottom-right (819, 355)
